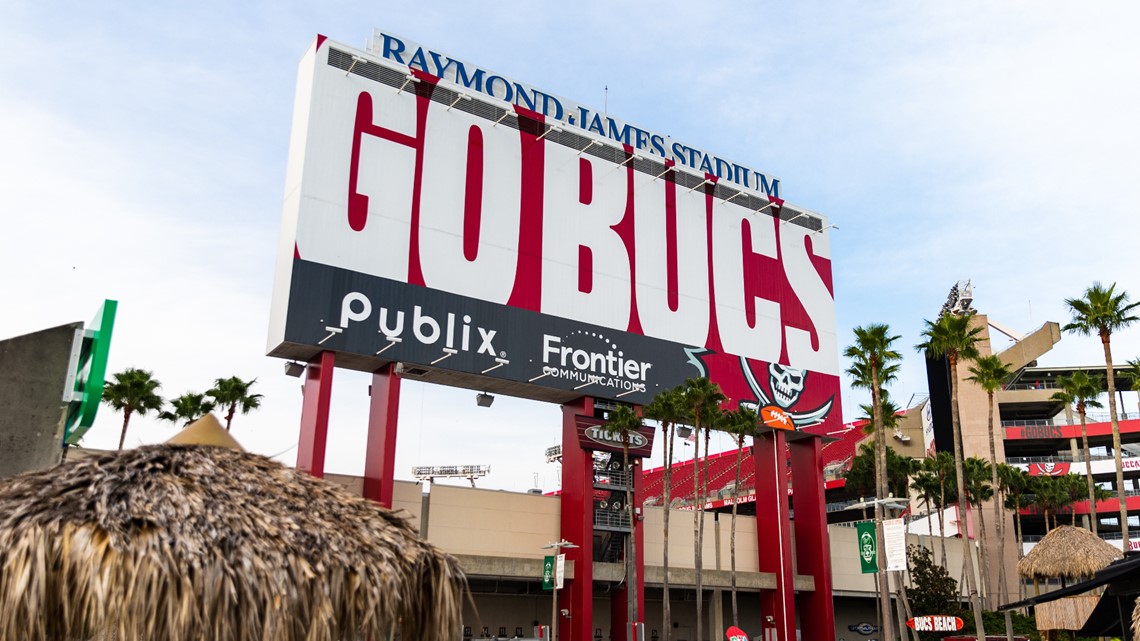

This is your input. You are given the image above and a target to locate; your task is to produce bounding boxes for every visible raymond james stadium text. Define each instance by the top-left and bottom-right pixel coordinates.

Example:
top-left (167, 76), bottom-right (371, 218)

top-left (370, 30), bottom-right (781, 198)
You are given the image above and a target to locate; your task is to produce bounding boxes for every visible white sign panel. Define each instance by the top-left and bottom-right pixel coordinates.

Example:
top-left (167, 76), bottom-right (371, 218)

top-left (883, 517), bottom-right (907, 572)
top-left (555, 553), bottom-right (565, 589)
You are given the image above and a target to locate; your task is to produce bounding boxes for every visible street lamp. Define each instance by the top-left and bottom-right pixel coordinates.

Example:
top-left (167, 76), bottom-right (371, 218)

top-left (848, 496), bottom-right (908, 641)
top-left (542, 539), bottom-right (578, 641)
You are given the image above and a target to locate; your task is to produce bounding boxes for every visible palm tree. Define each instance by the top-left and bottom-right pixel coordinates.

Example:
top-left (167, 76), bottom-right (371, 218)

top-left (1034, 475), bottom-right (1077, 531)
top-left (207, 376), bottom-right (264, 431)
top-left (644, 387), bottom-right (689, 641)
top-left (605, 404), bottom-right (644, 627)
top-left (964, 457), bottom-right (994, 607)
top-left (911, 469), bottom-right (940, 557)
top-left (928, 451), bottom-right (957, 571)
top-left (998, 464), bottom-right (1031, 600)
top-left (1064, 282), bottom-right (1140, 541)
top-left (681, 377), bottom-right (725, 641)
top-left (965, 354), bottom-right (1013, 606)
top-left (102, 368), bottom-right (164, 450)
top-left (845, 324), bottom-right (903, 641)
top-left (916, 312), bottom-right (986, 640)
top-left (1124, 358), bottom-right (1140, 419)
top-left (159, 392), bottom-right (217, 427)
top-left (718, 406), bottom-right (759, 628)
top-left (1051, 372), bottom-right (1104, 533)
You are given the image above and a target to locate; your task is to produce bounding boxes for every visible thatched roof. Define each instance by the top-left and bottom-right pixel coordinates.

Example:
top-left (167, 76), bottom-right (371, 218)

top-left (0, 444), bottom-right (465, 641)
top-left (1035, 595), bottom-right (1100, 630)
top-left (1017, 525), bottom-right (1123, 580)
top-left (1132, 595), bottom-right (1140, 639)
top-left (165, 413), bottom-right (244, 450)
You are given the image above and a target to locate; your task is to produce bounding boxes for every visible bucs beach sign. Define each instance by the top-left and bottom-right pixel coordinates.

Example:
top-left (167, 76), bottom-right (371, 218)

top-left (906, 616), bottom-right (963, 632)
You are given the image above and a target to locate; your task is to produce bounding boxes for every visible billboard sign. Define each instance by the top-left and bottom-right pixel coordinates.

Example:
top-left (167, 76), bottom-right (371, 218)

top-left (368, 31), bottom-right (782, 198)
top-left (268, 34), bottom-right (839, 415)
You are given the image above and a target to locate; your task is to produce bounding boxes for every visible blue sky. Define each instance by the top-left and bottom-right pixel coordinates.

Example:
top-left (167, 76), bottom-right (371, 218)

top-left (3, 2), bottom-right (1139, 492)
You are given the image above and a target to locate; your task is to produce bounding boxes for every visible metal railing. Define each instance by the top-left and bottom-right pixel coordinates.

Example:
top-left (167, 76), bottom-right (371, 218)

top-left (1004, 381), bottom-right (1062, 391)
top-left (1006, 452), bottom-right (1130, 464)
top-left (1001, 412), bottom-right (1132, 428)
top-left (593, 509), bottom-right (631, 530)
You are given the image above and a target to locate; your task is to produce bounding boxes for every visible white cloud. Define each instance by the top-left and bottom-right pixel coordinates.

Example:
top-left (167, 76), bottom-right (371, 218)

top-left (4, 2), bottom-right (1140, 491)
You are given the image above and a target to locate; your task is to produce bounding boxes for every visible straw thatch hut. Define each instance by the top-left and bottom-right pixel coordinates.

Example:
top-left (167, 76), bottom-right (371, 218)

top-left (1017, 525), bottom-right (1123, 581)
top-left (0, 440), bottom-right (466, 641)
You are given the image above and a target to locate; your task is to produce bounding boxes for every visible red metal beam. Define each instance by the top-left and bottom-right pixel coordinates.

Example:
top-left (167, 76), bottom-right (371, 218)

top-left (363, 363), bottom-right (401, 507)
top-left (790, 436), bottom-right (835, 641)
top-left (754, 430), bottom-right (795, 641)
top-left (296, 350), bottom-right (335, 478)
top-left (561, 398), bottom-right (594, 641)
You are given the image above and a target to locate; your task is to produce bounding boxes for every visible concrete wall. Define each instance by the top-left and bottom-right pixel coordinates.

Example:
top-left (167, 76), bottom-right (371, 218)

top-left (0, 323), bottom-right (80, 479)
top-left (643, 506), bottom-right (720, 571)
top-left (428, 483), bottom-right (561, 558)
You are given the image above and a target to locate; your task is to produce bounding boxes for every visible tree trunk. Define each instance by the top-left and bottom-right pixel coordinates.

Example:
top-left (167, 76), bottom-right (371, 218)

top-left (986, 389), bottom-right (1007, 607)
top-left (117, 407), bottom-right (134, 451)
top-left (926, 498), bottom-right (935, 557)
top-left (623, 438), bottom-right (637, 625)
top-left (730, 435), bottom-right (743, 628)
top-left (663, 422), bottom-right (673, 641)
top-left (869, 362), bottom-right (894, 641)
top-left (1015, 507), bottom-right (1025, 601)
top-left (1079, 408), bottom-right (1098, 534)
top-left (698, 425), bottom-right (712, 641)
top-left (226, 402), bottom-right (236, 431)
top-left (938, 482), bottom-right (949, 571)
top-left (975, 500), bottom-right (991, 609)
top-left (997, 488), bottom-right (1008, 610)
top-left (1102, 332), bottom-right (1129, 542)
top-left (949, 353), bottom-right (986, 640)
top-left (693, 418), bottom-right (703, 641)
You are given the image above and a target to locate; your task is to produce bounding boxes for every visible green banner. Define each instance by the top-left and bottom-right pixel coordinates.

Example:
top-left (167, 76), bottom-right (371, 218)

top-left (857, 521), bottom-right (878, 574)
top-left (542, 555), bottom-right (555, 590)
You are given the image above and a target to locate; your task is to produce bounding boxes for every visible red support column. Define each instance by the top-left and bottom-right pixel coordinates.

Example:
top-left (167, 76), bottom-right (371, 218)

top-left (363, 363), bottom-right (401, 507)
top-left (633, 456), bottom-right (645, 627)
top-left (561, 398), bottom-right (594, 641)
top-left (789, 436), bottom-right (835, 641)
top-left (296, 351), bottom-right (335, 478)
top-left (754, 430), bottom-right (795, 641)
top-left (611, 456), bottom-right (645, 641)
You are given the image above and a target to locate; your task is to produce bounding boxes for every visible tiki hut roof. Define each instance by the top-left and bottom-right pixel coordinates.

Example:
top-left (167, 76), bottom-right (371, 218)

top-left (1035, 595), bottom-right (1100, 631)
top-left (0, 444), bottom-right (465, 641)
top-left (165, 413), bottom-right (244, 450)
top-left (1017, 525), bottom-right (1123, 580)
top-left (1133, 596), bottom-right (1140, 640)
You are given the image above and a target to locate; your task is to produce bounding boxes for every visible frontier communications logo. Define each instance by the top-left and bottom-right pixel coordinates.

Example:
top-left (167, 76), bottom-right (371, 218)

top-left (541, 331), bottom-right (652, 396)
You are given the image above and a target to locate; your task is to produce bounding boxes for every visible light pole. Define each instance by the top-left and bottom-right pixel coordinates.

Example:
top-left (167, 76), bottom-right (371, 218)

top-left (850, 496), bottom-right (908, 641)
top-left (542, 539), bottom-right (578, 641)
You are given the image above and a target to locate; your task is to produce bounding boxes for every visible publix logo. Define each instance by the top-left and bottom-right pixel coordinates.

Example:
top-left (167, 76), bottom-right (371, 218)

top-left (584, 425), bottom-right (648, 449)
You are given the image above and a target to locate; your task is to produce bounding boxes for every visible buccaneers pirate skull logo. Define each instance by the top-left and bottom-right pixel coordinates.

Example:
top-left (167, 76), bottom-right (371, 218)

top-left (739, 357), bottom-right (833, 430)
top-left (685, 348), bottom-right (834, 431)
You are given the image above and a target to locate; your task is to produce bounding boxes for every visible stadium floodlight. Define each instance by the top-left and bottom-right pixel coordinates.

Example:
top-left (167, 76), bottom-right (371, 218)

top-left (412, 464), bottom-right (491, 487)
top-left (283, 361), bottom-right (305, 377)
top-left (545, 445), bottom-right (563, 463)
